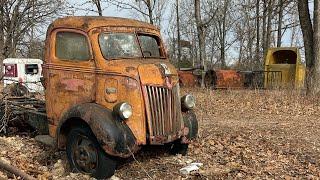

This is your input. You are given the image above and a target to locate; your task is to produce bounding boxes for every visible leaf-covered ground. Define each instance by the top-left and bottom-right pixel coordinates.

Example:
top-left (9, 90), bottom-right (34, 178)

top-left (1, 88), bottom-right (320, 179)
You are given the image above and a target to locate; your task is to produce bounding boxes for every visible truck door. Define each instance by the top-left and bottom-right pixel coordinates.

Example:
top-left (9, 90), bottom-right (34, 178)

top-left (45, 29), bottom-right (96, 135)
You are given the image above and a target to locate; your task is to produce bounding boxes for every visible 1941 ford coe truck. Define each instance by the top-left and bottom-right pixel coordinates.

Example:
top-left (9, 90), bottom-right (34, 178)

top-left (42, 16), bottom-right (198, 179)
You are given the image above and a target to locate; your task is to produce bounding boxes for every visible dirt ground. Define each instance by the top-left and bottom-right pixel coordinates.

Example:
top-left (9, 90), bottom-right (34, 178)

top-left (1, 88), bottom-right (320, 179)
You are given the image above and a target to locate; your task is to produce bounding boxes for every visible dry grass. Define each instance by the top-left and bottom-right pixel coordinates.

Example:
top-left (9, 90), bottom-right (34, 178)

top-left (186, 88), bottom-right (320, 179)
top-left (1, 88), bottom-right (320, 179)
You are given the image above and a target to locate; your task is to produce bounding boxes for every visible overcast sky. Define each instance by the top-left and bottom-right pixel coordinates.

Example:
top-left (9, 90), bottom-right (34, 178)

top-left (67, 0), bottom-right (172, 36)
top-left (69, 1), bottom-right (130, 17)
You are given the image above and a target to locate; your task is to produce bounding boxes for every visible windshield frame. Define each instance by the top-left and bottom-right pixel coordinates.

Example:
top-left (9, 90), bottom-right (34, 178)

top-left (98, 31), bottom-right (166, 60)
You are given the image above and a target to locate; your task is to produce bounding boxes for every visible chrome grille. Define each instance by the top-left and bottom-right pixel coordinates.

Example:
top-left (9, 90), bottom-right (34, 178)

top-left (144, 85), bottom-right (182, 137)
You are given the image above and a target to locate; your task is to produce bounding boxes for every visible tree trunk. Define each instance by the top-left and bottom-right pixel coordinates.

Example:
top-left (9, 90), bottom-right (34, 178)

top-left (220, 0), bottom-right (228, 69)
top-left (194, 0), bottom-right (206, 88)
top-left (176, 0), bottom-right (182, 70)
top-left (0, 3), bottom-right (4, 83)
top-left (313, 0), bottom-right (320, 93)
top-left (92, 0), bottom-right (103, 16)
top-left (262, 0), bottom-right (267, 59)
top-left (297, 0), bottom-right (314, 93)
top-left (248, 26), bottom-right (254, 69)
top-left (265, 0), bottom-right (273, 58)
top-left (255, 0), bottom-right (260, 68)
top-left (146, 0), bottom-right (154, 24)
top-left (290, 13), bottom-right (298, 47)
top-left (277, 0), bottom-right (283, 47)
top-left (238, 35), bottom-right (244, 67)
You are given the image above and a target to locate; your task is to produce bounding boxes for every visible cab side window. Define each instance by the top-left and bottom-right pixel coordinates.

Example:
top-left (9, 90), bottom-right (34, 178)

top-left (138, 35), bottom-right (161, 58)
top-left (25, 64), bottom-right (39, 75)
top-left (55, 32), bottom-right (91, 61)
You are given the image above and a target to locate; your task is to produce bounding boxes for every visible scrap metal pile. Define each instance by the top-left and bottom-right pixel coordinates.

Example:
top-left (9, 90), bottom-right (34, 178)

top-left (179, 48), bottom-right (306, 90)
top-left (0, 94), bottom-right (47, 135)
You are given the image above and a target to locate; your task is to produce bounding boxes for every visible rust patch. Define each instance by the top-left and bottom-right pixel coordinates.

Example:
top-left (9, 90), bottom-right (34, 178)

top-left (60, 79), bottom-right (85, 91)
top-left (125, 66), bottom-right (136, 73)
top-left (81, 22), bottom-right (89, 30)
top-left (91, 27), bottom-right (101, 35)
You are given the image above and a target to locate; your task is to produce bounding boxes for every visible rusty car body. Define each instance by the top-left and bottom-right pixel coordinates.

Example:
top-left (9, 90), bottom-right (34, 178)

top-left (180, 69), bottom-right (245, 89)
top-left (42, 16), bottom-right (198, 178)
top-left (214, 70), bottom-right (243, 89)
top-left (178, 69), bottom-right (197, 87)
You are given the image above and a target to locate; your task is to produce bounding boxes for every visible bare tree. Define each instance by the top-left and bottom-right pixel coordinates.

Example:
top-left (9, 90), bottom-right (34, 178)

top-left (172, 0), bottom-right (198, 67)
top-left (176, 0), bottom-right (182, 69)
top-left (313, 0), bottom-right (320, 93)
top-left (91, 0), bottom-right (103, 16)
top-left (0, 3), bottom-right (4, 63)
top-left (194, 0), bottom-right (206, 87)
top-left (216, 0), bottom-right (232, 69)
top-left (255, 0), bottom-right (261, 66)
top-left (261, 0), bottom-right (274, 58)
top-left (277, 0), bottom-right (283, 47)
top-left (298, 0), bottom-right (314, 93)
top-left (110, 0), bottom-right (167, 26)
top-left (68, 0), bottom-right (108, 16)
top-left (0, 0), bottom-right (63, 58)
top-left (166, 0), bottom-right (303, 76)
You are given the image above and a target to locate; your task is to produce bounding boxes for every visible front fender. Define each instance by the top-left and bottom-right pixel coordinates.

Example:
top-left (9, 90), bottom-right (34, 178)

top-left (182, 111), bottom-right (198, 142)
top-left (58, 103), bottom-right (139, 158)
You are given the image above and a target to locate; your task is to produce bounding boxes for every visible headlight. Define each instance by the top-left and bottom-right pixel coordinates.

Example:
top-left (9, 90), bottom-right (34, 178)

top-left (113, 102), bottom-right (133, 119)
top-left (181, 94), bottom-right (195, 110)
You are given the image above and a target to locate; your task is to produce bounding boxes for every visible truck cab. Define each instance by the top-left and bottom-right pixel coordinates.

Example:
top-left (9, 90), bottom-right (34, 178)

top-left (43, 16), bottom-right (198, 178)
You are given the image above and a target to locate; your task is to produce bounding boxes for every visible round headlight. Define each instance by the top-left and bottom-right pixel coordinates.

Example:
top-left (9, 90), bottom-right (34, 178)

top-left (182, 94), bottom-right (196, 110)
top-left (114, 102), bottom-right (133, 119)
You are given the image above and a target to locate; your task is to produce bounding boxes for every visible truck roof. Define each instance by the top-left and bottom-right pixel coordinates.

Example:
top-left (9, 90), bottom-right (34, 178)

top-left (49, 16), bottom-right (159, 32)
top-left (267, 47), bottom-right (299, 52)
top-left (4, 58), bottom-right (43, 64)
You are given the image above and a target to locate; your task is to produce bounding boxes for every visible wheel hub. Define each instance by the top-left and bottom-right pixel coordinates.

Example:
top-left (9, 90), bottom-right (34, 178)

top-left (73, 136), bottom-right (98, 173)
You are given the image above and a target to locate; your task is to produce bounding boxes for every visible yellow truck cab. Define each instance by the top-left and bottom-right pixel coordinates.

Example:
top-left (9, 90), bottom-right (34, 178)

top-left (42, 16), bottom-right (198, 178)
top-left (264, 47), bottom-right (305, 89)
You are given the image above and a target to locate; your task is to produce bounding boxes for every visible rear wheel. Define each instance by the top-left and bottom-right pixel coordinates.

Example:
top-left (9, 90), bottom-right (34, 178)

top-left (66, 127), bottom-right (116, 179)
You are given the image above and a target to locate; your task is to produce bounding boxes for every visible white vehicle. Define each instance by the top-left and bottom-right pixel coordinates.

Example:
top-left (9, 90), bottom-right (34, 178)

top-left (3, 58), bottom-right (44, 94)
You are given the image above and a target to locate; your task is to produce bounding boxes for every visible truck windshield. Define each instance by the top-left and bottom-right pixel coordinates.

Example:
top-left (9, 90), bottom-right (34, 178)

top-left (99, 33), bottom-right (162, 59)
top-left (99, 33), bottom-right (141, 59)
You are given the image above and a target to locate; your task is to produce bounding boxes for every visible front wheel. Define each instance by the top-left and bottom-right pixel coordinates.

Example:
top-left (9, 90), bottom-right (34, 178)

top-left (66, 127), bottom-right (116, 179)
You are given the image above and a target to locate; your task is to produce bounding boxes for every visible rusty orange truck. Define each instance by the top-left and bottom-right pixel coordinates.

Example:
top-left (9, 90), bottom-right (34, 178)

top-left (36, 16), bottom-right (198, 178)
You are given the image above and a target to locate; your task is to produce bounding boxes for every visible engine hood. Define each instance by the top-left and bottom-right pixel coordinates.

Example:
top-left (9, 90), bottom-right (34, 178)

top-left (138, 62), bottom-right (179, 87)
top-left (103, 59), bottom-right (179, 87)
